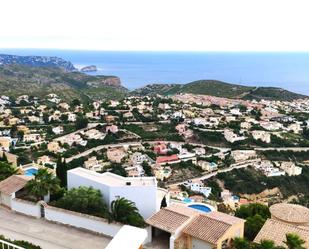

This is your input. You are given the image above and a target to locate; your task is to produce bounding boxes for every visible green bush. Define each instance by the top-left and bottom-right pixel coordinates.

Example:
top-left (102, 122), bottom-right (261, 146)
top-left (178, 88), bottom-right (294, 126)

top-left (53, 187), bottom-right (108, 218)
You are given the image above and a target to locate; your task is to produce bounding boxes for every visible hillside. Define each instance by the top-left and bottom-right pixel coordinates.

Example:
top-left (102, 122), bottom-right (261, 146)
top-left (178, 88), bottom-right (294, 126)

top-left (243, 87), bottom-right (307, 101)
top-left (131, 80), bottom-right (306, 101)
top-left (0, 65), bottom-right (128, 101)
top-left (0, 54), bottom-right (77, 72)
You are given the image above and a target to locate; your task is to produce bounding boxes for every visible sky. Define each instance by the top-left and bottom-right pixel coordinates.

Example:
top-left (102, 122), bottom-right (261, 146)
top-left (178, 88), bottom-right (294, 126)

top-left (1, 0), bottom-right (309, 51)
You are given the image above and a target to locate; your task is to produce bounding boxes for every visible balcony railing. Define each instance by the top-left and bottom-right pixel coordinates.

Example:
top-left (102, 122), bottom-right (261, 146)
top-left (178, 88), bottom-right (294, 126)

top-left (0, 239), bottom-right (25, 249)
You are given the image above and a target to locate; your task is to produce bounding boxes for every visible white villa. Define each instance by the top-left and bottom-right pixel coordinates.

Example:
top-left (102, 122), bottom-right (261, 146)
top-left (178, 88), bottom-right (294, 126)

top-left (224, 129), bottom-right (246, 143)
top-left (67, 167), bottom-right (169, 219)
top-left (252, 130), bottom-right (271, 143)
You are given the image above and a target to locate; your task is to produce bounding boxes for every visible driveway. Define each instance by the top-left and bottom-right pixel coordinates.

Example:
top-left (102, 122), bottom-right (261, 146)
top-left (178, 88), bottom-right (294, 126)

top-left (0, 207), bottom-right (111, 249)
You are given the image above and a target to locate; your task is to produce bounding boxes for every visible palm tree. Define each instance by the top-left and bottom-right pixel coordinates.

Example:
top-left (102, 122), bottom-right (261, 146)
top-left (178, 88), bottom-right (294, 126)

top-left (258, 240), bottom-right (276, 249)
top-left (26, 168), bottom-right (60, 201)
top-left (232, 237), bottom-right (250, 249)
top-left (284, 233), bottom-right (306, 249)
top-left (110, 197), bottom-right (144, 227)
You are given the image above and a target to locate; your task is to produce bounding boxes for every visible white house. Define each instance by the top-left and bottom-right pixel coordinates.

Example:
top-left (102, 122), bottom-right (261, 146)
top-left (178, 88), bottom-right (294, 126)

top-left (231, 150), bottom-right (257, 163)
top-left (224, 129), bottom-right (246, 143)
top-left (279, 161), bottom-right (302, 176)
top-left (252, 130), bottom-right (271, 143)
top-left (183, 180), bottom-right (212, 197)
top-left (67, 167), bottom-right (167, 219)
top-left (68, 113), bottom-right (77, 122)
top-left (287, 123), bottom-right (302, 134)
top-left (52, 126), bottom-right (64, 135)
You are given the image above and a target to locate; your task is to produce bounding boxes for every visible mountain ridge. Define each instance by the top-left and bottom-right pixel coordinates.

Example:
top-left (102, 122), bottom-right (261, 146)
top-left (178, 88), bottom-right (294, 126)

top-left (131, 80), bottom-right (307, 101)
top-left (0, 54), bottom-right (77, 72)
top-left (0, 64), bottom-right (127, 101)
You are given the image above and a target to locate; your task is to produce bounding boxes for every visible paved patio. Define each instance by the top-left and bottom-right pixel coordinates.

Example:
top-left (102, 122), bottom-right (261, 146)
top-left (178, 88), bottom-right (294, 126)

top-left (0, 207), bottom-right (111, 249)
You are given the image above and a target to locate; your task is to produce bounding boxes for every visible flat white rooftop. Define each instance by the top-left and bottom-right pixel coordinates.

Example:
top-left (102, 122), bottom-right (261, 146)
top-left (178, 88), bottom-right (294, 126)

top-left (68, 167), bottom-right (157, 187)
top-left (106, 225), bottom-right (147, 249)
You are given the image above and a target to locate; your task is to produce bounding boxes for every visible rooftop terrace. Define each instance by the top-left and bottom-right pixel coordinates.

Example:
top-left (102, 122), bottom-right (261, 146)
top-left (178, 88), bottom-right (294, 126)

top-left (68, 167), bottom-right (157, 187)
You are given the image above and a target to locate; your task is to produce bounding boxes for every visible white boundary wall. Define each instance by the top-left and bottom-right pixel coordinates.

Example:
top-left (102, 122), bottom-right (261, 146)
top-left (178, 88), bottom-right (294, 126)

top-left (11, 198), bottom-right (41, 218)
top-left (44, 205), bottom-right (122, 237)
top-left (9, 199), bottom-right (152, 244)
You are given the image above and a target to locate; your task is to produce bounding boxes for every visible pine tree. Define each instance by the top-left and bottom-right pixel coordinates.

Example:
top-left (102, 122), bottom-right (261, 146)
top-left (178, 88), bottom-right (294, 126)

top-left (56, 157), bottom-right (67, 188)
top-left (160, 196), bottom-right (167, 208)
top-left (1, 152), bottom-right (8, 162)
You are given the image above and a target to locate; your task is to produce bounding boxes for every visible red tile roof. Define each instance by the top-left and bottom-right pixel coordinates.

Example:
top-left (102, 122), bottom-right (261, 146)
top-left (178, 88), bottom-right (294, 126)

top-left (156, 154), bottom-right (179, 164)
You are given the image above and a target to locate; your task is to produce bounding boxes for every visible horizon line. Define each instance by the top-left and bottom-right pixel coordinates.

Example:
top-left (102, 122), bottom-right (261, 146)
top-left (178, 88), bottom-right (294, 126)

top-left (1, 48), bottom-right (309, 53)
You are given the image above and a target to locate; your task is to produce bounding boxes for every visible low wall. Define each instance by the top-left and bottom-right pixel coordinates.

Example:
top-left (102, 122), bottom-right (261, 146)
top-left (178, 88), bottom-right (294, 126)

top-left (44, 205), bottom-right (122, 237)
top-left (11, 198), bottom-right (41, 218)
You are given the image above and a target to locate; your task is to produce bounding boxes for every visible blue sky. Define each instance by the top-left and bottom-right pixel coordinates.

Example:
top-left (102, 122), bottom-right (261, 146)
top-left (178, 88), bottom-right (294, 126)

top-left (1, 0), bottom-right (309, 51)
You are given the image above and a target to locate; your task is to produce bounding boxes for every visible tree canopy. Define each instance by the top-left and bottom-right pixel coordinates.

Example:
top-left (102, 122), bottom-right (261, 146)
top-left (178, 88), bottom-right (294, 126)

top-left (0, 161), bottom-right (18, 181)
top-left (26, 168), bottom-right (60, 201)
top-left (235, 203), bottom-right (270, 241)
top-left (110, 197), bottom-right (145, 227)
top-left (53, 186), bottom-right (108, 218)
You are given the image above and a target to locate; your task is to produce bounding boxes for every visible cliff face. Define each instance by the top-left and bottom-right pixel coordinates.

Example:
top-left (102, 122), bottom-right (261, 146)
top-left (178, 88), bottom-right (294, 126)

top-left (0, 54), bottom-right (77, 72)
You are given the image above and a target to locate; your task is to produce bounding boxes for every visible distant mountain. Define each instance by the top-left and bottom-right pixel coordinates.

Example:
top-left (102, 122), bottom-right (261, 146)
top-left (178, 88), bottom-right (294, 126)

top-left (131, 80), bottom-right (307, 101)
top-left (0, 54), bottom-right (77, 72)
top-left (0, 64), bottom-right (127, 101)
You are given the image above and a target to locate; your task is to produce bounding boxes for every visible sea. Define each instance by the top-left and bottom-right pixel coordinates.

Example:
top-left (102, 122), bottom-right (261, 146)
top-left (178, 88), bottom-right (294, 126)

top-left (1, 49), bottom-right (309, 94)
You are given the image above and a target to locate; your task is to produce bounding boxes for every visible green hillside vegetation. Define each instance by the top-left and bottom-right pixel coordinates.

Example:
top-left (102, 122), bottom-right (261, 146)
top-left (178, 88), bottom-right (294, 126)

top-left (132, 80), bottom-right (306, 101)
top-left (244, 87), bottom-right (307, 101)
top-left (1, 64), bottom-right (306, 101)
top-left (0, 64), bottom-right (127, 101)
top-left (131, 83), bottom-right (182, 96)
top-left (179, 80), bottom-right (253, 98)
top-left (215, 166), bottom-right (309, 198)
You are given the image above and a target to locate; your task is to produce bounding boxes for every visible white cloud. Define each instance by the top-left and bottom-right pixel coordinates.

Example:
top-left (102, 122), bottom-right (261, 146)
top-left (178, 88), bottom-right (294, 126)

top-left (1, 0), bottom-right (309, 51)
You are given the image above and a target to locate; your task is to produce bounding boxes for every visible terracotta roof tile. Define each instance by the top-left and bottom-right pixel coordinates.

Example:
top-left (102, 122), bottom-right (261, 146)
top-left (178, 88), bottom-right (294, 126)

top-left (156, 155), bottom-right (179, 164)
top-left (183, 214), bottom-right (232, 244)
top-left (146, 209), bottom-right (191, 233)
top-left (270, 203), bottom-right (309, 223)
top-left (146, 204), bottom-right (199, 233)
top-left (206, 211), bottom-right (245, 225)
top-left (254, 219), bottom-right (309, 248)
top-left (0, 175), bottom-right (31, 195)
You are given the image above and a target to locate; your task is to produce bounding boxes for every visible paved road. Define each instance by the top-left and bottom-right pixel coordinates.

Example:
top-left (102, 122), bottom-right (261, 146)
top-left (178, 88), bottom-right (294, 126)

top-left (65, 140), bottom-right (230, 163)
top-left (65, 141), bottom-right (142, 163)
top-left (167, 159), bottom-right (260, 187)
top-left (0, 207), bottom-right (111, 249)
top-left (254, 147), bottom-right (309, 152)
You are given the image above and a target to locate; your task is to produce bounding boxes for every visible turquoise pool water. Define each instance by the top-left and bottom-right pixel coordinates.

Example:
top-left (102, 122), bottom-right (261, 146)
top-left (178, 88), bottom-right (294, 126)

top-left (25, 168), bottom-right (38, 176)
top-left (188, 204), bottom-right (212, 213)
top-left (183, 198), bottom-right (193, 204)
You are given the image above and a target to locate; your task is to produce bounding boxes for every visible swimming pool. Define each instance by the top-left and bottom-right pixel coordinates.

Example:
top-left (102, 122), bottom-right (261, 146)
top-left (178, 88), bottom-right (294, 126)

top-left (24, 168), bottom-right (38, 176)
top-left (188, 203), bottom-right (214, 213)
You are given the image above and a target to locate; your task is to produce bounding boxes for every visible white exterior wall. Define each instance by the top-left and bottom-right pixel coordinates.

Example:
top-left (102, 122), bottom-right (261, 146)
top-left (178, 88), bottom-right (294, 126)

top-left (11, 198), bottom-right (41, 218)
top-left (191, 238), bottom-right (212, 249)
top-left (68, 170), bottom-right (111, 204)
top-left (144, 226), bottom-right (152, 244)
top-left (67, 171), bottom-right (158, 219)
top-left (109, 185), bottom-right (157, 219)
top-left (44, 206), bottom-right (122, 237)
top-left (0, 193), bottom-right (12, 207)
